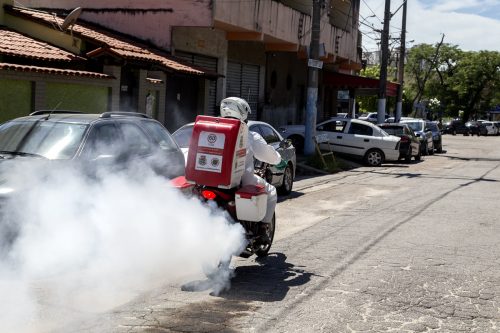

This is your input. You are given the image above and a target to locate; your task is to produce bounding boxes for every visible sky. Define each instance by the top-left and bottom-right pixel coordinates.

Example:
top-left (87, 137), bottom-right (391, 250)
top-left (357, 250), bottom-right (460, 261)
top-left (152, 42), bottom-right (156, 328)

top-left (359, 0), bottom-right (500, 52)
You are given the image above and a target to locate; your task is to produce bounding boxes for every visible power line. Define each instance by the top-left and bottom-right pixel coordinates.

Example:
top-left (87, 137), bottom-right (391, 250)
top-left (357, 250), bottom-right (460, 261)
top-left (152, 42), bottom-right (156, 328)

top-left (360, 30), bottom-right (379, 41)
top-left (361, 0), bottom-right (383, 22)
top-left (360, 20), bottom-right (381, 32)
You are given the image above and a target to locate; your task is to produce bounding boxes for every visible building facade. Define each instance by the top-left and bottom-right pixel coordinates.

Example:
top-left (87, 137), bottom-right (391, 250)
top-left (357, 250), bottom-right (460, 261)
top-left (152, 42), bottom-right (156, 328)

top-left (1, 0), bottom-right (217, 129)
top-left (22, 0), bottom-right (364, 129)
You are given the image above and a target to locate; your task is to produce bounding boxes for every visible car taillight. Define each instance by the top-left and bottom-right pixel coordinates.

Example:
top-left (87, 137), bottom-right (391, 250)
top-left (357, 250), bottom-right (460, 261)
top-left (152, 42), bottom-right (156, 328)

top-left (201, 190), bottom-right (217, 200)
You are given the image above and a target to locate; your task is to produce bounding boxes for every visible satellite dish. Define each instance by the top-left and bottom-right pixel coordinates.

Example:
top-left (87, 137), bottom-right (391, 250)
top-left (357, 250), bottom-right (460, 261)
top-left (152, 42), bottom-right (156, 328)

top-left (61, 7), bottom-right (82, 31)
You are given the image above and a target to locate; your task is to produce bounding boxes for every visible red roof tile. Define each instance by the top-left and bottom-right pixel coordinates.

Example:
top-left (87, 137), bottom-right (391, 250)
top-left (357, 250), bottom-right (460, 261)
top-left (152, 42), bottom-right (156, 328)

top-left (5, 6), bottom-right (218, 77)
top-left (0, 27), bottom-right (83, 62)
top-left (0, 62), bottom-right (113, 79)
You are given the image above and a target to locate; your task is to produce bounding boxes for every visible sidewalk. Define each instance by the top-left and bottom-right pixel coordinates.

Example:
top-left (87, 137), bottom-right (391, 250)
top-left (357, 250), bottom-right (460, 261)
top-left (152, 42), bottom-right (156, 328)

top-left (295, 153), bottom-right (363, 177)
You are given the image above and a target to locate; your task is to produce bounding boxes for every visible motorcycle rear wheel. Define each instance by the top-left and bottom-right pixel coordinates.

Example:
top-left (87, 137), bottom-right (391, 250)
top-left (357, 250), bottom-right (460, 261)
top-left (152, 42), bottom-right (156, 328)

top-left (255, 214), bottom-right (276, 257)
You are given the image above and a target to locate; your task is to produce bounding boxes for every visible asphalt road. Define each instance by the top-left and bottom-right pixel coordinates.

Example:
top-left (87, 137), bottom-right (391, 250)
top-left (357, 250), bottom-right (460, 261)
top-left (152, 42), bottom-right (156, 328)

top-left (54, 134), bottom-right (500, 332)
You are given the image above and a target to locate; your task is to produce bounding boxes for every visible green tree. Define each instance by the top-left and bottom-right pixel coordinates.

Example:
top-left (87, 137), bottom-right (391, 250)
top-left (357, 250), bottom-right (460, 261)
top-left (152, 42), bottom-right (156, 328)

top-left (449, 51), bottom-right (500, 121)
top-left (357, 66), bottom-right (379, 113)
top-left (425, 44), bottom-right (463, 118)
top-left (357, 65), bottom-right (397, 115)
top-left (404, 37), bottom-right (446, 116)
top-left (404, 42), bottom-right (500, 121)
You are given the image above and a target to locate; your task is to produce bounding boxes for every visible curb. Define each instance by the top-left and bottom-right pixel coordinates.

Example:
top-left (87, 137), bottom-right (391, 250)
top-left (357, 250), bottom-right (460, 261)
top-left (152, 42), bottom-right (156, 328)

top-left (296, 162), bottom-right (331, 175)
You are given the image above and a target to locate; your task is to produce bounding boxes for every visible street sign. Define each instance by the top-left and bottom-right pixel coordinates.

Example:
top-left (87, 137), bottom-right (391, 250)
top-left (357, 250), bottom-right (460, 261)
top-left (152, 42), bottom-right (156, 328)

top-left (308, 59), bottom-right (323, 69)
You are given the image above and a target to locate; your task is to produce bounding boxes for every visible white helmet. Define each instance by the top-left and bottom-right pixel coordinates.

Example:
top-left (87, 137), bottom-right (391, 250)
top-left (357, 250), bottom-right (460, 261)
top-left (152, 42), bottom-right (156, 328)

top-left (220, 97), bottom-right (251, 122)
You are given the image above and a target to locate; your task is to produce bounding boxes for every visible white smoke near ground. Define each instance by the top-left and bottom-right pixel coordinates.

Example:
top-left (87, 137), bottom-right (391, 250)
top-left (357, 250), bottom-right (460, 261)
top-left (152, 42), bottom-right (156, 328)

top-left (0, 158), bottom-right (246, 332)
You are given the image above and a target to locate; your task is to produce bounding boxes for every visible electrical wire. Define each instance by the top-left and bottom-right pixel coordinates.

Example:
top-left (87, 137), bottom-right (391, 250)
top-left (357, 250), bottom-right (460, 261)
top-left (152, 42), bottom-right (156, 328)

top-left (361, 0), bottom-right (382, 22)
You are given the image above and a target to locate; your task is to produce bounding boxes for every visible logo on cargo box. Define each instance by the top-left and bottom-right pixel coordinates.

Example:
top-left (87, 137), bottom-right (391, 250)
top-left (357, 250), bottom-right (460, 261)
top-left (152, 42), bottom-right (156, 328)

top-left (198, 155), bottom-right (207, 166)
top-left (211, 157), bottom-right (220, 167)
top-left (207, 134), bottom-right (217, 144)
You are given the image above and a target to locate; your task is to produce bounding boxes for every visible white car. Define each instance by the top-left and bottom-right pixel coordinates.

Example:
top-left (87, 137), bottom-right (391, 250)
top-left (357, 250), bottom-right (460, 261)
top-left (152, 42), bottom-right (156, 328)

top-left (481, 121), bottom-right (498, 136)
top-left (358, 112), bottom-right (389, 124)
top-left (314, 118), bottom-right (401, 166)
top-left (358, 112), bottom-right (379, 123)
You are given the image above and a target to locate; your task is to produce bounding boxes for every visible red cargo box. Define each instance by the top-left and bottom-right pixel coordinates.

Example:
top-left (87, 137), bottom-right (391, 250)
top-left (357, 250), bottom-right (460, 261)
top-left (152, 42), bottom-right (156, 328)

top-left (185, 115), bottom-right (247, 188)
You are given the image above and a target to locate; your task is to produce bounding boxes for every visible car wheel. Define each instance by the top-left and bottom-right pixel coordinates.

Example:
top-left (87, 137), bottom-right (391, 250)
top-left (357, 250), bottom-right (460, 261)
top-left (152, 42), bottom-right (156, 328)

top-left (452, 129), bottom-right (457, 135)
top-left (364, 149), bottom-right (384, 167)
top-left (415, 150), bottom-right (421, 161)
top-left (289, 135), bottom-right (304, 154)
top-left (428, 142), bottom-right (434, 155)
top-left (405, 147), bottom-right (412, 163)
top-left (277, 165), bottom-right (293, 195)
top-left (422, 142), bottom-right (428, 156)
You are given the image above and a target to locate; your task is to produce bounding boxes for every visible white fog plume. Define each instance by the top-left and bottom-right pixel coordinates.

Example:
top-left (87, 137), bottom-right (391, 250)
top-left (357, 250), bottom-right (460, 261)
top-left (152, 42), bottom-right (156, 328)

top-left (0, 159), bottom-right (246, 332)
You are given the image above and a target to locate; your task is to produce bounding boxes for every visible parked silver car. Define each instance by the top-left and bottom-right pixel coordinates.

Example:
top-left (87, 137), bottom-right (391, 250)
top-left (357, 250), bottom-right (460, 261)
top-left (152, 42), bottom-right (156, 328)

top-left (0, 110), bottom-right (186, 253)
top-left (173, 120), bottom-right (296, 195)
top-left (425, 120), bottom-right (443, 153)
top-left (400, 119), bottom-right (434, 155)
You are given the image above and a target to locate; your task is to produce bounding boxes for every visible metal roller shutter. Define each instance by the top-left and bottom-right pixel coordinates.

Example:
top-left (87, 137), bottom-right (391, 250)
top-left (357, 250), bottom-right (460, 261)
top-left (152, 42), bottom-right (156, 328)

top-left (175, 51), bottom-right (218, 116)
top-left (226, 61), bottom-right (260, 121)
top-left (226, 62), bottom-right (242, 98)
top-left (241, 64), bottom-right (260, 120)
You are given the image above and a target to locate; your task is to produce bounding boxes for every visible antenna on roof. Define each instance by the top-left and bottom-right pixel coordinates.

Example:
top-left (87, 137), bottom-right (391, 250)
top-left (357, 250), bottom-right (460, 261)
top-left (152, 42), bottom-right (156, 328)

top-left (61, 7), bottom-right (82, 32)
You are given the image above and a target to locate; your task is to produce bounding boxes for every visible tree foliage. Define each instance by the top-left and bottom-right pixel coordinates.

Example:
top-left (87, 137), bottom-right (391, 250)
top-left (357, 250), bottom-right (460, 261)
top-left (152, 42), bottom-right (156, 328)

top-left (357, 65), bottom-right (400, 115)
top-left (404, 42), bottom-right (500, 121)
top-left (357, 66), bottom-right (380, 113)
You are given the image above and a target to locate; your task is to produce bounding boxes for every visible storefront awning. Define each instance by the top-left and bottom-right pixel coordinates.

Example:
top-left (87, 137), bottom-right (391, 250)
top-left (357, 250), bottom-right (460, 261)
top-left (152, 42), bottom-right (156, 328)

top-left (323, 71), bottom-right (400, 97)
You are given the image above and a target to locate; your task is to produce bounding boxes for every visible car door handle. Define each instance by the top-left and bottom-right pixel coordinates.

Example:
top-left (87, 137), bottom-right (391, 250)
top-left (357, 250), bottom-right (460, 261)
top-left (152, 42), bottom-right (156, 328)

top-left (337, 136), bottom-right (342, 139)
top-left (364, 139), bottom-right (369, 142)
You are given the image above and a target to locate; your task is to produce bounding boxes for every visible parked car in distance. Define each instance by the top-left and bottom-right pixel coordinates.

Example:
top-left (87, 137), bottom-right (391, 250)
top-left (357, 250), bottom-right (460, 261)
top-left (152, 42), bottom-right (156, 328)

top-left (173, 120), bottom-right (296, 195)
top-left (280, 117), bottom-right (401, 167)
top-left (465, 121), bottom-right (487, 136)
top-left (400, 119), bottom-right (434, 155)
top-left (378, 123), bottom-right (421, 162)
top-left (425, 121), bottom-right (443, 153)
top-left (385, 116), bottom-right (414, 123)
top-left (481, 121), bottom-right (499, 136)
top-left (358, 112), bottom-right (388, 124)
top-left (443, 119), bottom-right (470, 136)
top-left (493, 121), bottom-right (500, 135)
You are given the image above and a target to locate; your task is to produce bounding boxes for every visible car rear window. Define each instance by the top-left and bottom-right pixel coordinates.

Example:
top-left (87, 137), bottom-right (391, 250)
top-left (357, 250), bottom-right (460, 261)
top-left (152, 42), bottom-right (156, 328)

top-left (403, 121), bottom-right (424, 132)
top-left (258, 124), bottom-right (281, 144)
top-left (172, 125), bottom-right (193, 149)
top-left (427, 123), bottom-right (438, 131)
top-left (348, 123), bottom-right (373, 136)
top-left (0, 120), bottom-right (88, 159)
top-left (141, 120), bottom-right (179, 151)
top-left (381, 127), bottom-right (404, 136)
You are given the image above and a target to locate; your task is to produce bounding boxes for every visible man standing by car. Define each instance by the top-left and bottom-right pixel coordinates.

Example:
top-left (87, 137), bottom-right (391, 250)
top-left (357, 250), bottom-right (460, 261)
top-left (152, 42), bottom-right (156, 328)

top-left (219, 97), bottom-right (287, 224)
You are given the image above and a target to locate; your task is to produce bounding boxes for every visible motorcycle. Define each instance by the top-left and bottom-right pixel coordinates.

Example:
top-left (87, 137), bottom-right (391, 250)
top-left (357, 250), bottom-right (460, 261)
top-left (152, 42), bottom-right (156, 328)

top-left (171, 115), bottom-right (277, 260)
top-left (171, 167), bottom-right (275, 258)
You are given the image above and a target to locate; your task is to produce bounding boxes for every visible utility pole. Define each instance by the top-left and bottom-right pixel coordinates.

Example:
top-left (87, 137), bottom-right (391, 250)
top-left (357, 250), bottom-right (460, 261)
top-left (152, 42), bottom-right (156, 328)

top-left (304, 0), bottom-right (321, 156)
top-left (377, 0), bottom-right (391, 124)
top-left (395, 0), bottom-right (407, 122)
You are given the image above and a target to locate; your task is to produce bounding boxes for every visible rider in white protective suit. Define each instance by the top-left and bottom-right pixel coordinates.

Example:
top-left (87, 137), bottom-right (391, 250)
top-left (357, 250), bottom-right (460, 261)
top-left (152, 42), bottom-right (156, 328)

top-left (219, 97), bottom-right (287, 223)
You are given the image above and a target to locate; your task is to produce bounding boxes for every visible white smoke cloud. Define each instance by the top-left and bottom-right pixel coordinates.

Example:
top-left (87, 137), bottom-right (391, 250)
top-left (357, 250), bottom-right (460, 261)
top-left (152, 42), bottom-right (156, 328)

top-left (0, 159), bottom-right (246, 332)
